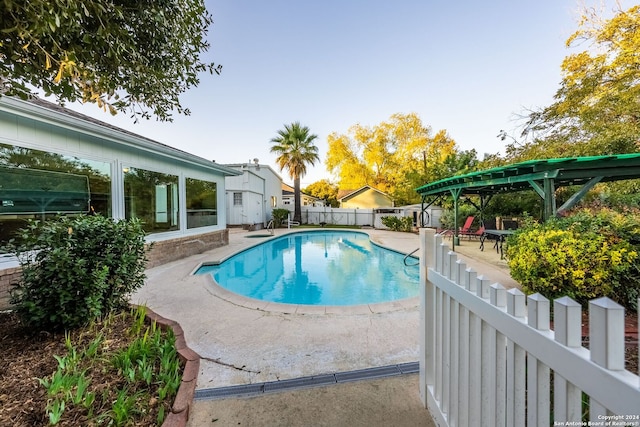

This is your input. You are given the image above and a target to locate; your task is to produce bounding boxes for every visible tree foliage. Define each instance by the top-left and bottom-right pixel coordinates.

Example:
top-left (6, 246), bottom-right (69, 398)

top-left (303, 179), bottom-right (339, 207)
top-left (270, 122), bottom-right (320, 223)
top-left (506, 208), bottom-right (640, 311)
top-left (326, 113), bottom-right (466, 205)
top-left (0, 0), bottom-right (220, 121)
top-left (513, 4), bottom-right (640, 160)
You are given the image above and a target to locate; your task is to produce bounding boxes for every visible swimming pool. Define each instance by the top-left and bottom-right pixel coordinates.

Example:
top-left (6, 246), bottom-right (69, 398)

top-left (196, 230), bottom-right (419, 306)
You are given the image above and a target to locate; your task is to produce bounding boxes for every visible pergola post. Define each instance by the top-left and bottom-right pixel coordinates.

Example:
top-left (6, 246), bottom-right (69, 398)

top-left (450, 188), bottom-right (462, 250)
top-left (543, 178), bottom-right (556, 221)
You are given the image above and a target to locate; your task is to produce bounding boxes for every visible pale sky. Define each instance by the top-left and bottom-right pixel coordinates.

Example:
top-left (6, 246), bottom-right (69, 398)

top-left (66, 0), bottom-right (624, 187)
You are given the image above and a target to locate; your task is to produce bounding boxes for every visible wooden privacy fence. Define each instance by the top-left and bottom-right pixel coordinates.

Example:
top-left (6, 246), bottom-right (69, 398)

top-left (418, 229), bottom-right (640, 427)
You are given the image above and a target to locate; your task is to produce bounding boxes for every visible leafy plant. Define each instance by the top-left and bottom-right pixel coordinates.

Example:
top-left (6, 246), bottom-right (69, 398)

top-left (37, 308), bottom-right (182, 425)
top-left (46, 399), bottom-right (65, 425)
top-left (110, 388), bottom-right (142, 425)
top-left (6, 215), bottom-right (148, 331)
top-left (381, 216), bottom-right (414, 232)
top-left (271, 208), bottom-right (291, 228)
top-left (506, 208), bottom-right (640, 311)
top-left (438, 205), bottom-right (477, 231)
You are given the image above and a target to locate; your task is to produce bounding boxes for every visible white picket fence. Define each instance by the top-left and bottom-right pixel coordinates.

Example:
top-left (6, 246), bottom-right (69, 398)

top-left (418, 229), bottom-right (640, 427)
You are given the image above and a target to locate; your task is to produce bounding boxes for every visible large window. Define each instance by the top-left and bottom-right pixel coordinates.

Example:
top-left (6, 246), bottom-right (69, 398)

top-left (124, 167), bottom-right (178, 233)
top-left (186, 177), bottom-right (217, 228)
top-left (0, 143), bottom-right (111, 245)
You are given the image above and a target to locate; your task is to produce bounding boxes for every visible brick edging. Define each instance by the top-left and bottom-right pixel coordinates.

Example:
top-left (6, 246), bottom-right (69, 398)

top-left (134, 305), bottom-right (200, 427)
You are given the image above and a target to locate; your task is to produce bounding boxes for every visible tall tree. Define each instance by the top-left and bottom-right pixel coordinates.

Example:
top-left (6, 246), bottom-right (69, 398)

top-left (270, 122), bottom-right (320, 224)
top-left (304, 179), bottom-right (339, 207)
top-left (517, 4), bottom-right (640, 159)
top-left (326, 113), bottom-right (459, 205)
top-left (0, 0), bottom-right (221, 121)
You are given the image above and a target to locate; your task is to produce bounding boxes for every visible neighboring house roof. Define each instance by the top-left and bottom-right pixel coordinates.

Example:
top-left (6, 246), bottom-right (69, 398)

top-left (337, 185), bottom-right (392, 202)
top-left (281, 183), bottom-right (322, 202)
top-left (0, 96), bottom-right (241, 176)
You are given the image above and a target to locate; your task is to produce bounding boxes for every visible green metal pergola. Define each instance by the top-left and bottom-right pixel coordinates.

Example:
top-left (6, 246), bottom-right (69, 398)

top-left (416, 153), bottom-right (640, 249)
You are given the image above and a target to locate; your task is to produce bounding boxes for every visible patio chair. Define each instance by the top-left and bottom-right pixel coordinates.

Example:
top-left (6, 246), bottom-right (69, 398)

top-left (442, 216), bottom-right (476, 240)
top-left (472, 225), bottom-right (485, 240)
top-left (458, 216), bottom-right (478, 240)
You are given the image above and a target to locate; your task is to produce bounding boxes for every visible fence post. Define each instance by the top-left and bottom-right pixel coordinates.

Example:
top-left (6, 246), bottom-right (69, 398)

top-left (420, 228), bottom-right (436, 408)
top-left (458, 275), bottom-right (470, 427)
top-left (446, 251), bottom-right (457, 281)
top-left (457, 260), bottom-right (467, 288)
top-left (465, 268), bottom-right (477, 293)
top-left (506, 289), bottom-right (526, 427)
top-left (465, 267), bottom-right (480, 426)
top-left (553, 296), bottom-right (582, 423)
top-left (491, 284), bottom-right (507, 427)
top-left (527, 294), bottom-right (551, 427)
top-left (450, 258), bottom-right (466, 425)
top-left (589, 297), bottom-right (625, 370)
top-left (480, 305), bottom-right (496, 426)
top-left (477, 276), bottom-right (491, 299)
top-left (435, 235), bottom-right (444, 273)
top-left (588, 297), bottom-right (625, 422)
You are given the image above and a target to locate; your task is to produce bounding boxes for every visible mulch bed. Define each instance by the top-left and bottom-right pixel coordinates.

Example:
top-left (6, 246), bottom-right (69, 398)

top-left (0, 311), bottom-right (175, 426)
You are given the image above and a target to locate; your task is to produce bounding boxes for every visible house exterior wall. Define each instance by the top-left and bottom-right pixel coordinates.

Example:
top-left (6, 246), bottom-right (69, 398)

top-left (340, 188), bottom-right (393, 209)
top-left (145, 228), bottom-right (228, 268)
top-left (0, 99), bottom-right (234, 241)
top-left (282, 193), bottom-right (322, 207)
top-left (225, 164), bottom-right (283, 227)
top-left (0, 97), bottom-right (239, 308)
top-left (0, 266), bottom-right (20, 310)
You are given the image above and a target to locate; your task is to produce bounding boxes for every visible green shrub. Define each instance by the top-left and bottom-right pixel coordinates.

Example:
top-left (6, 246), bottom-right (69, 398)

top-left (439, 205), bottom-right (477, 231)
top-left (271, 208), bottom-right (291, 228)
top-left (381, 216), bottom-right (413, 232)
top-left (6, 215), bottom-right (148, 331)
top-left (506, 208), bottom-right (640, 311)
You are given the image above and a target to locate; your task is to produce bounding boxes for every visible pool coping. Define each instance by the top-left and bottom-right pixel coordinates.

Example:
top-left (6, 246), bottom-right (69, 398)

top-left (192, 228), bottom-right (420, 315)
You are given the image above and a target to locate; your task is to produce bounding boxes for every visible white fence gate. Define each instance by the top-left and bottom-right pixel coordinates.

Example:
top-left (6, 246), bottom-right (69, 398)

top-left (419, 229), bottom-right (640, 427)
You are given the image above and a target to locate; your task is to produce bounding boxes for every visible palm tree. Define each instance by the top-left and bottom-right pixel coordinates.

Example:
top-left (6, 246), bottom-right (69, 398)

top-left (270, 122), bottom-right (319, 224)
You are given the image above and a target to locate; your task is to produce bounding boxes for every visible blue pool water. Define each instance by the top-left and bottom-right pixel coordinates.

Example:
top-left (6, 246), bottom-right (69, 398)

top-left (196, 230), bottom-right (419, 306)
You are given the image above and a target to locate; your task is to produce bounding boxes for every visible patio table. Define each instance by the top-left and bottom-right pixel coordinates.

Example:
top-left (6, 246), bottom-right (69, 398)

top-left (479, 229), bottom-right (515, 259)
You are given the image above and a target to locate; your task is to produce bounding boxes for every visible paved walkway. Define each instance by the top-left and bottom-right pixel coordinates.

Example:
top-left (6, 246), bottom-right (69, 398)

top-left (131, 227), bottom-right (517, 426)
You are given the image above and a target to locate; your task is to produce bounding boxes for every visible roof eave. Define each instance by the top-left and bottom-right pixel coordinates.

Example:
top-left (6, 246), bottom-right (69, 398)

top-left (0, 96), bottom-right (241, 176)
